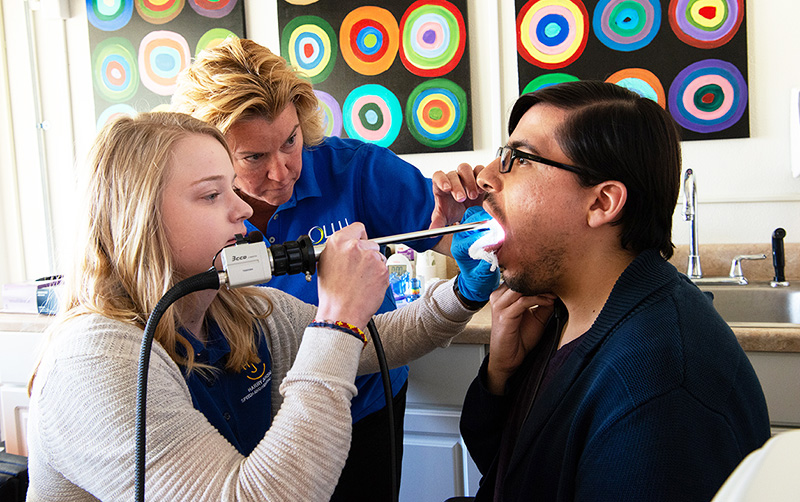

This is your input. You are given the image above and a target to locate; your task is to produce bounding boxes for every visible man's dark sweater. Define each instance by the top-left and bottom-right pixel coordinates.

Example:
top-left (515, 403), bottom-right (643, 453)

top-left (461, 249), bottom-right (771, 501)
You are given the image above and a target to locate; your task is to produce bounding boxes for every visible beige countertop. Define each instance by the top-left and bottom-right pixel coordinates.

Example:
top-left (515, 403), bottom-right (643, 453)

top-left (3, 309), bottom-right (799, 353)
top-left (451, 305), bottom-right (800, 353)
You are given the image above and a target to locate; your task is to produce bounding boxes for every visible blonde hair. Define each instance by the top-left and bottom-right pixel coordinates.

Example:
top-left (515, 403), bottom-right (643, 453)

top-left (31, 112), bottom-right (270, 392)
top-left (172, 37), bottom-right (324, 145)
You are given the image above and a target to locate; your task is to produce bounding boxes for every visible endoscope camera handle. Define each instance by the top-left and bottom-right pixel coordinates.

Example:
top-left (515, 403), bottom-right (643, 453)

top-left (771, 227), bottom-right (789, 287)
top-left (219, 232), bottom-right (317, 288)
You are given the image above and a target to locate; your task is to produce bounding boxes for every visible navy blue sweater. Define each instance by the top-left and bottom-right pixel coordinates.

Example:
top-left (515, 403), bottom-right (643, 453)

top-left (461, 250), bottom-right (771, 501)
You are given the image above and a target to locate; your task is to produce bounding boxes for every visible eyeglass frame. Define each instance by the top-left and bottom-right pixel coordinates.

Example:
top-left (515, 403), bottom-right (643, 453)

top-left (496, 145), bottom-right (582, 175)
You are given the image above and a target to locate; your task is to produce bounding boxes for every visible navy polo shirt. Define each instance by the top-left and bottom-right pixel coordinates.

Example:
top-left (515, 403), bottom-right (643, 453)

top-left (181, 322), bottom-right (272, 455)
top-left (244, 136), bottom-right (438, 422)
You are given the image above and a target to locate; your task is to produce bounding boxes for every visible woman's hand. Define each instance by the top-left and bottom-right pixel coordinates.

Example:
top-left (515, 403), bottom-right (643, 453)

top-left (485, 285), bottom-right (556, 395)
top-left (315, 223), bottom-right (389, 330)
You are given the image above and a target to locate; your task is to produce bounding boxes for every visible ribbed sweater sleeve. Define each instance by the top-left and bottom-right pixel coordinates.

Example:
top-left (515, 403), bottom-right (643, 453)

top-left (26, 316), bottom-right (362, 501)
top-left (26, 278), bottom-right (475, 501)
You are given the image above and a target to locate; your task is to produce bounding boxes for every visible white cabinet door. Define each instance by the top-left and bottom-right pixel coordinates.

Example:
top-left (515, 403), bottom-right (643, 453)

top-left (746, 351), bottom-right (800, 427)
top-left (1, 385), bottom-right (30, 456)
top-left (401, 344), bottom-right (487, 500)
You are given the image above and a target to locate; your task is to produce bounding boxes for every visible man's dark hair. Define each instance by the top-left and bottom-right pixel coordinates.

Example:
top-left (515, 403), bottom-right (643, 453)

top-left (509, 80), bottom-right (682, 259)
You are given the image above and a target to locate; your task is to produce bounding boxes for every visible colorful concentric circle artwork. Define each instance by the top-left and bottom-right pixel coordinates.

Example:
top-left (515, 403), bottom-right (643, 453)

top-left (135, 0), bottom-right (185, 25)
top-left (668, 59), bottom-right (747, 133)
top-left (188, 0), bottom-right (238, 19)
top-left (522, 72), bottom-right (580, 94)
top-left (517, 0), bottom-right (589, 69)
top-left (281, 16), bottom-right (338, 84)
top-left (593, 0), bottom-right (661, 52)
top-left (668, 0), bottom-right (743, 49)
top-left (196, 28), bottom-right (237, 56)
top-left (138, 30), bottom-right (191, 95)
top-left (343, 84), bottom-right (402, 147)
top-left (399, 0), bottom-right (466, 77)
top-left (92, 37), bottom-right (139, 102)
top-left (606, 68), bottom-right (666, 107)
top-left (339, 6), bottom-right (399, 76)
top-left (96, 103), bottom-right (137, 130)
top-left (315, 90), bottom-right (343, 138)
top-left (405, 78), bottom-right (467, 148)
top-left (87, 0), bottom-right (133, 31)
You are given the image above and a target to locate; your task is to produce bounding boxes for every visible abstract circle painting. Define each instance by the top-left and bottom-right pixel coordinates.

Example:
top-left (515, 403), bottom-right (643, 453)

top-left (136, 0), bottom-right (185, 25)
top-left (188, 0), bottom-right (239, 18)
top-left (522, 72), bottom-right (580, 94)
top-left (606, 67), bottom-right (666, 107)
top-left (138, 31), bottom-right (191, 96)
top-left (343, 84), bottom-right (402, 147)
top-left (92, 37), bottom-right (139, 103)
top-left (96, 103), bottom-right (137, 130)
top-left (517, 0), bottom-right (589, 69)
top-left (668, 0), bottom-right (744, 49)
top-left (315, 90), bottom-right (343, 138)
top-left (405, 78), bottom-right (467, 148)
top-left (195, 28), bottom-right (237, 56)
top-left (593, 0), bottom-right (661, 52)
top-left (668, 59), bottom-right (747, 133)
top-left (399, 0), bottom-right (466, 77)
top-left (281, 16), bottom-right (338, 84)
top-left (340, 6), bottom-right (399, 76)
top-left (87, 0), bottom-right (133, 31)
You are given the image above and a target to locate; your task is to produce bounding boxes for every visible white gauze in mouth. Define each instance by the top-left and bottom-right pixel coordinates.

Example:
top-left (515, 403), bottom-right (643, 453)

top-left (468, 218), bottom-right (504, 272)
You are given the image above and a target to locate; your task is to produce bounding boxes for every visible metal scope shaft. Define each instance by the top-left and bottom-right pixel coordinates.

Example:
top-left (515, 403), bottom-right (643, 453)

top-left (312, 220), bottom-right (489, 257)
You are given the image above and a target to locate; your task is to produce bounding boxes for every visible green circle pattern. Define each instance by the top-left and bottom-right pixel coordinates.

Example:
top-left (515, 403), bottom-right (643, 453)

top-left (610, 2), bottom-right (647, 37)
top-left (684, 0), bottom-right (729, 32)
top-left (92, 37), bottom-right (139, 103)
top-left (405, 78), bottom-right (467, 148)
top-left (402, 5), bottom-right (461, 70)
top-left (522, 73), bottom-right (580, 94)
top-left (694, 84), bottom-right (725, 111)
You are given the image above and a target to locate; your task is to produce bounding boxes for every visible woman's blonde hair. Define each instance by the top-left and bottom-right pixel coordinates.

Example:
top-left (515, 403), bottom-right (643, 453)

top-left (172, 37), bottom-right (324, 145)
top-left (32, 112), bottom-right (270, 391)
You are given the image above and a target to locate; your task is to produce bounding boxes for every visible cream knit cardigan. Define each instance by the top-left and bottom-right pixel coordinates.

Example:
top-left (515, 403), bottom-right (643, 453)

top-left (26, 278), bottom-right (472, 501)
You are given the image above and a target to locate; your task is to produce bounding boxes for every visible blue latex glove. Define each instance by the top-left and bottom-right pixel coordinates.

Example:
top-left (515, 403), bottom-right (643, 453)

top-left (452, 206), bottom-right (501, 302)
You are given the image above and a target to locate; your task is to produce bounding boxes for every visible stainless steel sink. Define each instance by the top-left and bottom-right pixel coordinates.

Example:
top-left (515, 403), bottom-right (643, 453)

top-left (698, 283), bottom-right (800, 325)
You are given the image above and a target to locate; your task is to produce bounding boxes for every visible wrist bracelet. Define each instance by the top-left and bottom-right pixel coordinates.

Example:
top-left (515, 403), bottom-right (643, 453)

top-left (453, 275), bottom-right (489, 311)
top-left (310, 320), bottom-right (368, 347)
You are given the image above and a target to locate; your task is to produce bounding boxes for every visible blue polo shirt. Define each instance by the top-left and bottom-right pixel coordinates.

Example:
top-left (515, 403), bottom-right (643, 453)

top-left (245, 136), bottom-right (438, 422)
top-left (181, 322), bottom-right (272, 455)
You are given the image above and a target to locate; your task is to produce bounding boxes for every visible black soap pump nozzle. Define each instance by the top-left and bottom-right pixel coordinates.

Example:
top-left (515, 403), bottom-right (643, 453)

top-left (771, 228), bottom-right (789, 287)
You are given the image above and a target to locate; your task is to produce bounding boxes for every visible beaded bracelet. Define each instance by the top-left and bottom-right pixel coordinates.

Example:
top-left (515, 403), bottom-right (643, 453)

top-left (309, 320), bottom-right (368, 347)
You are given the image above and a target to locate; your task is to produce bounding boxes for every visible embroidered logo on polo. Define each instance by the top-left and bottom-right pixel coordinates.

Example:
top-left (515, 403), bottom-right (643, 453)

top-left (241, 363), bottom-right (271, 403)
top-left (307, 218), bottom-right (352, 245)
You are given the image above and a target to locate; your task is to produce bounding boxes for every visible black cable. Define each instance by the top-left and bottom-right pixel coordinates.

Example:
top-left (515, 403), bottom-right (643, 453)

top-left (135, 268), bottom-right (221, 502)
top-left (367, 318), bottom-right (399, 502)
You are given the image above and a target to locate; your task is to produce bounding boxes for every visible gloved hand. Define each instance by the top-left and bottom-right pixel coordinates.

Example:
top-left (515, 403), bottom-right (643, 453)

top-left (452, 206), bottom-right (501, 303)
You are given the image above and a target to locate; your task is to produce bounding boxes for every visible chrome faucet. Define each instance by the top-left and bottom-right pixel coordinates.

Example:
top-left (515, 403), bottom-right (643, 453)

top-left (683, 168), bottom-right (702, 278)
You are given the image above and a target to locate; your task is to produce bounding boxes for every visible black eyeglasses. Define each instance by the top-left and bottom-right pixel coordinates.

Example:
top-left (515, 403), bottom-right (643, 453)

top-left (496, 145), bottom-right (582, 175)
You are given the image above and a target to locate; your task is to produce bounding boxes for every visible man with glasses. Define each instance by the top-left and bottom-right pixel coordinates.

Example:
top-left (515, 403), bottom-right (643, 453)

top-left (432, 81), bottom-right (770, 501)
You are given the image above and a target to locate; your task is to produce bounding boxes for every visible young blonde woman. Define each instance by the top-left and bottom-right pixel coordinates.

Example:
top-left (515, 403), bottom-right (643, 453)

top-left (25, 112), bottom-right (497, 501)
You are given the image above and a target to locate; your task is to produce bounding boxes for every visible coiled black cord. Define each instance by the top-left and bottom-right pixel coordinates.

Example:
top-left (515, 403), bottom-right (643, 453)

top-left (135, 268), bottom-right (221, 502)
top-left (367, 318), bottom-right (399, 502)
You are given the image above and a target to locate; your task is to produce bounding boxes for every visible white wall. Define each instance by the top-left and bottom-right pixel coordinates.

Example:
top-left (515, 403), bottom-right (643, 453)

top-left (1, 0), bottom-right (798, 285)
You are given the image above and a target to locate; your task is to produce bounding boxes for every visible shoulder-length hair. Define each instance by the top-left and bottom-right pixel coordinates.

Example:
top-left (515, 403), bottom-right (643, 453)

top-left (172, 37), bottom-right (324, 145)
top-left (32, 112), bottom-right (270, 392)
